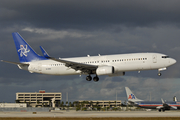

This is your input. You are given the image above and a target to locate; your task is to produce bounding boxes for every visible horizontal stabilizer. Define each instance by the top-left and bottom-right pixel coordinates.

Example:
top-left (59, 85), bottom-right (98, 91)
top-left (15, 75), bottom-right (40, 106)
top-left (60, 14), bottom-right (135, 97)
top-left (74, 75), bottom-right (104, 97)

top-left (1, 60), bottom-right (29, 65)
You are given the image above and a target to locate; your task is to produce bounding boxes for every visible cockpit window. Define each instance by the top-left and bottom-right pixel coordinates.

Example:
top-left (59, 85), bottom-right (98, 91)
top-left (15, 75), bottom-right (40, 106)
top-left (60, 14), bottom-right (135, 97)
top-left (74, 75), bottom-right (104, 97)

top-left (162, 56), bottom-right (169, 58)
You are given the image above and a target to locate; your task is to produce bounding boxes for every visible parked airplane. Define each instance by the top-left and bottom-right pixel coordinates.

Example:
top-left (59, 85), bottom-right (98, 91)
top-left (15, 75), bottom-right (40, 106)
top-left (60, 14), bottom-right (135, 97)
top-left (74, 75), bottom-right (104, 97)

top-left (1, 32), bottom-right (176, 82)
top-left (125, 87), bottom-right (180, 112)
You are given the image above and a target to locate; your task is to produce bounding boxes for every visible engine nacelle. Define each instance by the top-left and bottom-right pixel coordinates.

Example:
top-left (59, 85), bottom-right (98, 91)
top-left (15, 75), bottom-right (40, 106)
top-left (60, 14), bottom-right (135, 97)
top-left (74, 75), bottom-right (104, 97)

top-left (96, 66), bottom-right (114, 75)
top-left (96, 66), bottom-right (125, 76)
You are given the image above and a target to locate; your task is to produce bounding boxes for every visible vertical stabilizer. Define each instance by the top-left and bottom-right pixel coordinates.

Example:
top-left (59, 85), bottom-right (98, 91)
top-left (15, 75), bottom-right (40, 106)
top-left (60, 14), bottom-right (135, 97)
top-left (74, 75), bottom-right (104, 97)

top-left (125, 87), bottom-right (143, 102)
top-left (12, 32), bottom-right (46, 62)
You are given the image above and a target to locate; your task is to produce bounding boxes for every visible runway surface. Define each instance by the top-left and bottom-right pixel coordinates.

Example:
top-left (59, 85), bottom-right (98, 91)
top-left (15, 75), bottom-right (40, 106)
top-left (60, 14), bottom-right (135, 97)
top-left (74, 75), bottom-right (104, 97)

top-left (0, 111), bottom-right (180, 118)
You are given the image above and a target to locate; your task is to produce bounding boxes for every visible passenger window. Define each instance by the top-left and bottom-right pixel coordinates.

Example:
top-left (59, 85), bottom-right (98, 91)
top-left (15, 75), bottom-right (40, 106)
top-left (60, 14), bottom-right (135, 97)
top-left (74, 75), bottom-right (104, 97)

top-left (162, 56), bottom-right (169, 58)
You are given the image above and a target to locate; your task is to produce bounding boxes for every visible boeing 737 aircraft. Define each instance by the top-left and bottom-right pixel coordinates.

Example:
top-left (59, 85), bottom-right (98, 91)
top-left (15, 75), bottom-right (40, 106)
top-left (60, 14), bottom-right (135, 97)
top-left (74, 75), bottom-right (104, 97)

top-left (125, 87), bottom-right (180, 112)
top-left (1, 32), bottom-right (176, 82)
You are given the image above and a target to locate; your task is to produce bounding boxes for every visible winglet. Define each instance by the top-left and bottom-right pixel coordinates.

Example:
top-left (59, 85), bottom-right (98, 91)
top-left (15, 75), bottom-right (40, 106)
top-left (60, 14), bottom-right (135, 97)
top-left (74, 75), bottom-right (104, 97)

top-left (40, 46), bottom-right (50, 58)
top-left (161, 98), bottom-right (165, 104)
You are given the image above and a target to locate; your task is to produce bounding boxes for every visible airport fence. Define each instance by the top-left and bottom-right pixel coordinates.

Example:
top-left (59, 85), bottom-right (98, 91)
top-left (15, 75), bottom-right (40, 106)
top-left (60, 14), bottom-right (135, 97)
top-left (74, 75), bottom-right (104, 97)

top-left (0, 107), bottom-right (50, 112)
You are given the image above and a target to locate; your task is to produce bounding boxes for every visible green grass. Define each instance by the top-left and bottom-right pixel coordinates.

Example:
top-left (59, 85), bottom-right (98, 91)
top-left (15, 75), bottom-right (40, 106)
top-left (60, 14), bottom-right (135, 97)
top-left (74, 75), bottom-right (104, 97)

top-left (0, 118), bottom-right (179, 120)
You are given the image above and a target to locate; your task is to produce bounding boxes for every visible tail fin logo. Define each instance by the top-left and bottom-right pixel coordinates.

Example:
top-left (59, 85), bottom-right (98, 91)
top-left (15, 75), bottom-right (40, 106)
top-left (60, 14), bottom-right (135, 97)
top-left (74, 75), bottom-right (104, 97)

top-left (18, 45), bottom-right (30, 57)
top-left (128, 94), bottom-right (135, 99)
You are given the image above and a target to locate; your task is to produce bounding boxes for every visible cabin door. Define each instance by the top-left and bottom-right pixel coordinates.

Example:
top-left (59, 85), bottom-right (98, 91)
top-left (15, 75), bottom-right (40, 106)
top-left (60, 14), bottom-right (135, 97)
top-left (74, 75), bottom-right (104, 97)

top-left (152, 55), bottom-right (157, 63)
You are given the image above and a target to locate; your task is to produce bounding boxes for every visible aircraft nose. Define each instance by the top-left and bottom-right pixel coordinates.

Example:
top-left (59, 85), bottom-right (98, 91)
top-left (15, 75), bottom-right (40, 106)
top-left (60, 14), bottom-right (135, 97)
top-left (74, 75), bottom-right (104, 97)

top-left (171, 58), bottom-right (177, 65)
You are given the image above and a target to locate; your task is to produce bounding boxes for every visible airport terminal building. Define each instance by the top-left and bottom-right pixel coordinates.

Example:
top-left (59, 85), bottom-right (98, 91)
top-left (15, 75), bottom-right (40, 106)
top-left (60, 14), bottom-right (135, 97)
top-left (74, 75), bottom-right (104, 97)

top-left (16, 90), bottom-right (61, 107)
top-left (76, 100), bottom-right (122, 108)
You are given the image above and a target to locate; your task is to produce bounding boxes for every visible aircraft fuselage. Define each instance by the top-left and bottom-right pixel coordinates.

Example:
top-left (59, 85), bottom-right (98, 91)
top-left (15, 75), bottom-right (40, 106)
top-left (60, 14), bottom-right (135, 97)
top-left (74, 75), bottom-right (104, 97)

top-left (21, 53), bottom-right (176, 76)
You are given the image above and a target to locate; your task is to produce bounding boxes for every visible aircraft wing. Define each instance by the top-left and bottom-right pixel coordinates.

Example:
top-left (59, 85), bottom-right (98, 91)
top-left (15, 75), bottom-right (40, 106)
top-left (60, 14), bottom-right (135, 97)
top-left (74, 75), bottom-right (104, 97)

top-left (161, 102), bottom-right (177, 110)
top-left (50, 57), bottom-right (98, 74)
top-left (160, 98), bottom-right (178, 110)
top-left (40, 46), bottom-right (98, 74)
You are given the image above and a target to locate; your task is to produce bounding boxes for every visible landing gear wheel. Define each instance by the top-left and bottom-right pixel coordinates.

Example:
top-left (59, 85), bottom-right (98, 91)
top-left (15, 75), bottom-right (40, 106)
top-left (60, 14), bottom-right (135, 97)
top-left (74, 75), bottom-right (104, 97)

top-left (86, 75), bottom-right (92, 81)
top-left (159, 109), bottom-right (161, 112)
top-left (158, 73), bottom-right (162, 76)
top-left (93, 76), bottom-right (99, 82)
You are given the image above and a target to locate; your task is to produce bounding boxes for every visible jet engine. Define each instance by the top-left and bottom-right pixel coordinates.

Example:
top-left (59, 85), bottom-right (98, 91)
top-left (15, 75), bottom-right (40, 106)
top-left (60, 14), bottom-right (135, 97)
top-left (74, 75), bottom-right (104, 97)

top-left (96, 66), bottom-right (125, 76)
top-left (96, 66), bottom-right (114, 75)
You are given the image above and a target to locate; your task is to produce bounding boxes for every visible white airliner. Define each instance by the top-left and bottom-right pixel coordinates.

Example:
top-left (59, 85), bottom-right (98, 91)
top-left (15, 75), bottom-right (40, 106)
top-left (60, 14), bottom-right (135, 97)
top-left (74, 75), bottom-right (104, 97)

top-left (1, 32), bottom-right (176, 82)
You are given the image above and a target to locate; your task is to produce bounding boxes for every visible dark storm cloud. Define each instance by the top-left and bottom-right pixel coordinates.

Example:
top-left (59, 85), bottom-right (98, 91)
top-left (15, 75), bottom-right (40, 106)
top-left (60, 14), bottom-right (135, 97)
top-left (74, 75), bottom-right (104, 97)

top-left (0, 0), bottom-right (180, 103)
top-left (1, 0), bottom-right (180, 30)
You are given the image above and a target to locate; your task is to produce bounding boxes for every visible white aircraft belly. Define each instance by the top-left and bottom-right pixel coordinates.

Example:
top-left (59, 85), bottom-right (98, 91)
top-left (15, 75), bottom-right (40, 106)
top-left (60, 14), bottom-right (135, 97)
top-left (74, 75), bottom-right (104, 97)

top-left (41, 65), bottom-right (79, 75)
top-left (114, 62), bottom-right (152, 71)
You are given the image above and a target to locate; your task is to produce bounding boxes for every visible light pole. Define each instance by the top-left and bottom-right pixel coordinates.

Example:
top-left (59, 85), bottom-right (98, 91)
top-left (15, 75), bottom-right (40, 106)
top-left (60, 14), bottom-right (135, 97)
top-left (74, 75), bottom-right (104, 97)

top-left (66, 92), bottom-right (69, 111)
top-left (116, 90), bottom-right (117, 108)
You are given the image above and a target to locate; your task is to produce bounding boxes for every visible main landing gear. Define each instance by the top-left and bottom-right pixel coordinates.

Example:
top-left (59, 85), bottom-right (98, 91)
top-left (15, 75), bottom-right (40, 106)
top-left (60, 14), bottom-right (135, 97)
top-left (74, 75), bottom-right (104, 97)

top-left (86, 75), bottom-right (92, 81)
top-left (86, 75), bottom-right (99, 82)
top-left (159, 109), bottom-right (165, 112)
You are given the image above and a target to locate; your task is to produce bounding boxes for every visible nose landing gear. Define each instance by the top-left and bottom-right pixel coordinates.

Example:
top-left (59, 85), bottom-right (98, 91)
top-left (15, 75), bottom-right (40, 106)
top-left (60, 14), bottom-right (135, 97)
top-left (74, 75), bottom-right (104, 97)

top-left (158, 73), bottom-right (162, 76)
top-left (158, 68), bottom-right (166, 76)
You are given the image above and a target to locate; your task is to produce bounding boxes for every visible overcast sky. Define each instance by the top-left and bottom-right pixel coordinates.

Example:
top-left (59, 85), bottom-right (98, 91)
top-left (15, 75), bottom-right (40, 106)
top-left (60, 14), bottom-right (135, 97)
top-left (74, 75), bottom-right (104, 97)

top-left (1, 0), bottom-right (180, 103)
